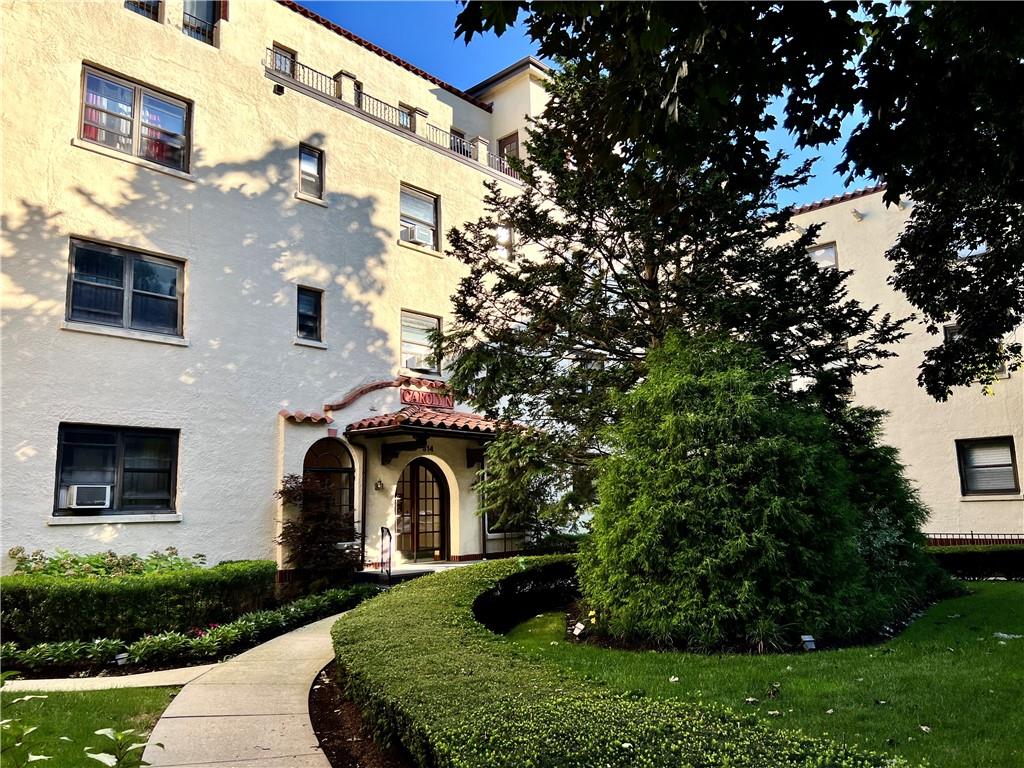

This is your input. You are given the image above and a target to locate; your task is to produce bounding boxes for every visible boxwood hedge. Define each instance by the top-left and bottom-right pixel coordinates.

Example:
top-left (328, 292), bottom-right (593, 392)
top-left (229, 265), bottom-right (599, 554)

top-left (0, 559), bottom-right (278, 644)
top-left (928, 544), bottom-right (1024, 580)
top-left (332, 556), bottom-right (911, 768)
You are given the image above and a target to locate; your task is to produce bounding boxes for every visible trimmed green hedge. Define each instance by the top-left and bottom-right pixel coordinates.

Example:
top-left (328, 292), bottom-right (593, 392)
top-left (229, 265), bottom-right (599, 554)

top-left (2, 582), bottom-right (378, 672)
top-left (929, 544), bottom-right (1024, 580)
top-left (332, 557), bottom-right (910, 768)
top-left (0, 560), bottom-right (278, 644)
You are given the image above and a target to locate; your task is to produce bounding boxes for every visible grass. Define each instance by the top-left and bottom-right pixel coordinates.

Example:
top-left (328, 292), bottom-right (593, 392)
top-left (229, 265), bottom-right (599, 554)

top-left (1, 686), bottom-right (177, 766)
top-left (507, 581), bottom-right (1024, 768)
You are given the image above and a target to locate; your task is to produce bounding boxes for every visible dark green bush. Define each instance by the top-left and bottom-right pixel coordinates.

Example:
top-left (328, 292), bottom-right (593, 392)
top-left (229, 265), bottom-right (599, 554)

top-left (929, 544), bottom-right (1024, 580)
top-left (333, 557), bottom-right (908, 768)
top-left (2, 583), bottom-right (377, 672)
top-left (578, 334), bottom-right (938, 651)
top-left (0, 560), bottom-right (278, 644)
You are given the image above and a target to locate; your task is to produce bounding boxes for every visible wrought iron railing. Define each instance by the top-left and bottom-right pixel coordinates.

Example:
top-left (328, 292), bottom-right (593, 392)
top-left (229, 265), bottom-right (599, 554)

top-left (262, 50), bottom-right (522, 180)
top-left (182, 11), bottom-right (215, 45)
top-left (125, 0), bottom-right (160, 21)
top-left (380, 526), bottom-right (393, 583)
top-left (927, 531), bottom-right (1024, 546)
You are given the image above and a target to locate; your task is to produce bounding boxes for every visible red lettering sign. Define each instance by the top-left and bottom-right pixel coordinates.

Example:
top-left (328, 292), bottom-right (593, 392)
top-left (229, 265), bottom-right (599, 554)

top-left (400, 387), bottom-right (454, 410)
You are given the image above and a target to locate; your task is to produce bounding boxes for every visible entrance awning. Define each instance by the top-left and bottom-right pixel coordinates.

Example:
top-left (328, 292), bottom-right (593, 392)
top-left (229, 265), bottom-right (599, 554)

top-left (345, 405), bottom-right (497, 438)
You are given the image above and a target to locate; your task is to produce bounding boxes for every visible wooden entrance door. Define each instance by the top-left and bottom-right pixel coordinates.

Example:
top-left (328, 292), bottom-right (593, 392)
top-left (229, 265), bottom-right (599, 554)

top-left (396, 458), bottom-right (447, 561)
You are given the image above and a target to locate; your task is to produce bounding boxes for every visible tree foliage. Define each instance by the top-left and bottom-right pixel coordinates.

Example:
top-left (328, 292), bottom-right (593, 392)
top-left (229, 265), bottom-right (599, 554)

top-left (455, 1), bottom-right (1024, 398)
top-left (577, 334), bottom-right (940, 651)
top-left (275, 474), bottom-right (360, 579)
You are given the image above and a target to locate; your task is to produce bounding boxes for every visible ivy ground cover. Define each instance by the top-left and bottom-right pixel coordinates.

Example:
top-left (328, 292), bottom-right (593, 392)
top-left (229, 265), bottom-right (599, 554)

top-left (333, 556), bottom-right (916, 768)
top-left (510, 581), bottom-right (1024, 768)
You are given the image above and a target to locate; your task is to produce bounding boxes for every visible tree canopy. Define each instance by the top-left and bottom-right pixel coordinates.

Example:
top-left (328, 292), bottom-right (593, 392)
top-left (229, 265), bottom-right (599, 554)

top-left (456, 1), bottom-right (1024, 398)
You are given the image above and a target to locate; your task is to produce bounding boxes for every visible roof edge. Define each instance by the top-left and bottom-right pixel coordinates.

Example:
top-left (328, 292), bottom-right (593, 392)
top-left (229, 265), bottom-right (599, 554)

top-left (791, 183), bottom-right (887, 215)
top-left (276, 0), bottom-right (493, 113)
top-left (466, 55), bottom-right (551, 97)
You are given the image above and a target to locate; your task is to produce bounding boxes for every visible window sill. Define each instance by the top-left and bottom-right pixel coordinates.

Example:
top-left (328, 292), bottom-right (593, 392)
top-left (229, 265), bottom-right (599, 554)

top-left (396, 239), bottom-right (442, 258)
top-left (294, 337), bottom-right (328, 349)
top-left (49, 513), bottom-right (182, 525)
top-left (960, 494), bottom-right (1023, 503)
top-left (61, 320), bottom-right (189, 347)
top-left (71, 138), bottom-right (197, 183)
top-left (294, 191), bottom-right (328, 208)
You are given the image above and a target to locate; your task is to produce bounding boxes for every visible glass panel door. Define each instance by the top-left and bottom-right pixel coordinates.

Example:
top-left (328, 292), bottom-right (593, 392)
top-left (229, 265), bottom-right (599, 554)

top-left (396, 459), bottom-right (447, 561)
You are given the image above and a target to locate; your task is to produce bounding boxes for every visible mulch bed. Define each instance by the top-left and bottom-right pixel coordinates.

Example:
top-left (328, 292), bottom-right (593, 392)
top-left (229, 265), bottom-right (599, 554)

top-left (309, 661), bottom-right (414, 768)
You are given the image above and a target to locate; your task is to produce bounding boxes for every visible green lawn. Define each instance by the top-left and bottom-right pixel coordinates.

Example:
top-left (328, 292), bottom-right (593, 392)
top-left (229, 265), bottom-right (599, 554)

top-left (1, 687), bottom-right (177, 767)
top-left (508, 582), bottom-right (1024, 768)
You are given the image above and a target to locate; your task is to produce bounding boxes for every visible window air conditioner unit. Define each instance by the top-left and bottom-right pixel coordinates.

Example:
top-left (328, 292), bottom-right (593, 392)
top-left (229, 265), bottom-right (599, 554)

top-left (405, 355), bottom-right (435, 373)
top-left (67, 485), bottom-right (112, 509)
top-left (402, 224), bottom-right (434, 247)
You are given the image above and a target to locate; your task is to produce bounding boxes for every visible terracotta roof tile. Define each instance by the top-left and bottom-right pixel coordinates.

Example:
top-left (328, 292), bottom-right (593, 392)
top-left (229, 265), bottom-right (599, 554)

top-left (279, 408), bottom-right (334, 425)
top-left (346, 406), bottom-right (496, 436)
top-left (791, 184), bottom-right (887, 215)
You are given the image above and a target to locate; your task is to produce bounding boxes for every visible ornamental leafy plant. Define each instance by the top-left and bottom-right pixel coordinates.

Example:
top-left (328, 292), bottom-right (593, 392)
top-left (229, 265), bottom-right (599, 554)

top-left (275, 474), bottom-right (361, 580)
top-left (578, 334), bottom-right (939, 651)
top-left (7, 547), bottom-right (204, 577)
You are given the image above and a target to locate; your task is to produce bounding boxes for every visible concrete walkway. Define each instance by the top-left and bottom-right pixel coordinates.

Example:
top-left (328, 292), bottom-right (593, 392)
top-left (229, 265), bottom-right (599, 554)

top-left (4, 664), bottom-right (215, 692)
top-left (143, 613), bottom-right (344, 767)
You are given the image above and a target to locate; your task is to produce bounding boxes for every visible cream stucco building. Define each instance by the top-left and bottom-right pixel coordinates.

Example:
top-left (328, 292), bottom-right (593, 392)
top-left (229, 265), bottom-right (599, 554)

top-left (1, 1), bottom-right (1021, 577)
top-left (1, 0), bottom-right (548, 573)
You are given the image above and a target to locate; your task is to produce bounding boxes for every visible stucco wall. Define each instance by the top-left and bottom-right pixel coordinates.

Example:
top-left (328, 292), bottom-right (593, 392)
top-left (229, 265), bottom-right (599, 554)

top-left (0, 0), bottom-right (535, 571)
top-left (792, 193), bottom-right (1024, 534)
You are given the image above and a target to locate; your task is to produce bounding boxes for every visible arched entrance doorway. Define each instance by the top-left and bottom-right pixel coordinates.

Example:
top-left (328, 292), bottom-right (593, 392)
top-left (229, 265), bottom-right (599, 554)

top-left (396, 458), bottom-right (449, 561)
top-left (302, 438), bottom-right (356, 540)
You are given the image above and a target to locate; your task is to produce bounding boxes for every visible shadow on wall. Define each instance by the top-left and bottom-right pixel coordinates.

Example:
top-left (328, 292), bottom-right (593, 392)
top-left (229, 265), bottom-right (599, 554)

top-left (0, 133), bottom-right (395, 553)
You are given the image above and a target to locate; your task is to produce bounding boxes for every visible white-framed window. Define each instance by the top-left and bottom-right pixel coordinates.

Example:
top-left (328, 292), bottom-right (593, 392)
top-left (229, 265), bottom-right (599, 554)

top-left (80, 67), bottom-right (191, 172)
top-left (67, 239), bottom-right (184, 337)
top-left (55, 424), bottom-right (179, 516)
top-left (807, 242), bottom-right (838, 267)
top-left (401, 310), bottom-right (441, 374)
top-left (399, 185), bottom-right (439, 250)
top-left (296, 286), bottom-right (323, 342)
top-left (956, 437), bottom-right (1020, 496)
top-left (298, 144), bottom-right (324, 198)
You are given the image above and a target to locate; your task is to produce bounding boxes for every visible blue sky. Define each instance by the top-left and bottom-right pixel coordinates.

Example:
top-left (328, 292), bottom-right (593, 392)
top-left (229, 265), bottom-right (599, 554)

top-left (301, 1), bottom-right (859, 207)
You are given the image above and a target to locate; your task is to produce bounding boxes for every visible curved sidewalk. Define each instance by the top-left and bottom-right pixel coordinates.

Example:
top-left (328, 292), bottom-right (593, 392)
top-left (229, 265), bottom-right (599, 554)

top-left (143, 613), bottom-right (344, 767)
top-left (3, 664), bottom-right (215, 692)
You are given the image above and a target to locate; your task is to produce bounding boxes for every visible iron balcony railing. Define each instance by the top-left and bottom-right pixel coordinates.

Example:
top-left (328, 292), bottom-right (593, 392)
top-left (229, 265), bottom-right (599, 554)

top-left (125, 0), bottom-right (160, 21)
top-left (263, 49), bottom-right (521, 180)
top-left (182, 11), bottom-right (215, 45)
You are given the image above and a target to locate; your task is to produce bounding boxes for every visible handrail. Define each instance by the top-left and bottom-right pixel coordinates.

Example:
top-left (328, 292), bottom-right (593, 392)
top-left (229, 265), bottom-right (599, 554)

top-left (380, 526), bottom-right (393, 583)
top-left (182, 11), bottom-right (215, 45)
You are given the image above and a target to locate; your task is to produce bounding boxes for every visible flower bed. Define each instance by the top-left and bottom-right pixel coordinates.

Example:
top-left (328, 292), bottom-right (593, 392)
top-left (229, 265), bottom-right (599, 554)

top-left (3, 582), bottom-right (378, 675)
top-left (0, 559), bottom-right (278, 644)
top-left (332, 556), bottom-right (908, 768)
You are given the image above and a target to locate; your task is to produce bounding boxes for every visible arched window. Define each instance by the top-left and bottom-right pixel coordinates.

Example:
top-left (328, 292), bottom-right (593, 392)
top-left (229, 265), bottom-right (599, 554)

top-left (302, 438), bottom-right (355, 539)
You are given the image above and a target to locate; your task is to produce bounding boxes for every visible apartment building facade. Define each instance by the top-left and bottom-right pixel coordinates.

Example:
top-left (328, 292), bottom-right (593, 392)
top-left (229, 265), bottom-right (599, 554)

top-left (1, 0), bottom-right (549, 572)
top-left (792, 189), bottom-right (1023, 537)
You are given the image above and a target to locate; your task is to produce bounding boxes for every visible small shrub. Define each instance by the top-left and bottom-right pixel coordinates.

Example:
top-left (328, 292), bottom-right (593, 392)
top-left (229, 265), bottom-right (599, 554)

top-left (7, 546), bottom-right (204, 577)
top-left (276, 474), bottom-right (361, 580)
top-left (929, 544), bottom-right (1024, 580)
top-left (0, 560), bottom-right (277, 644)
top-left (333, 557), bottom-right (908, 768)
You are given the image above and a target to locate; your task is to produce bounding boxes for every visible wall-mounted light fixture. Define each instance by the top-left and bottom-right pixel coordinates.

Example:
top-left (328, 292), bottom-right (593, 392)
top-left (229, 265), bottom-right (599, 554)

top-left (374, 479), bottom-right (384, 491)
top-left (851, 208), bottom-right (864, 222)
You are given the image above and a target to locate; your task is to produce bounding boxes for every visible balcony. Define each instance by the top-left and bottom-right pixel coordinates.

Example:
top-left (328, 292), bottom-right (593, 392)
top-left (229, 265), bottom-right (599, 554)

top-left (262, 49), bottom-right (521, 182)
top-left (183, 11), bottom-right (215, 45)
top-left (125, 0), bottom-right (160, 21)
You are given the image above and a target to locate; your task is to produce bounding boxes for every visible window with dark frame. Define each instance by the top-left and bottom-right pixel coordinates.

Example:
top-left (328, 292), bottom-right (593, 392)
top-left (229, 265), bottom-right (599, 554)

top-left (956, 437), bottom-right (1020, 495)
top-left (125, 0), bottom-right (160, 21)
top-left (68, 240), bottom-right (183, 337)
top-left (498, 131), bottom-right (519, 159)
top-left (55, 424), bottom-right (178, 516)
top-left (296, 286), bottom-right (323, 342)
top-left (272, 44), bottom-right (295, 76)
top-left (298, 144), bottom-right (324, 199)
top-left (944, 324), bottom-right (1007, 376)
top-left (399, 185), bottom-right (439, 250)
top-left (400, 310), bottom-right (440, 374)
top-left (182, 0), bottom-right (221, 44)
top-left (81, 67), bottom-right (190, 172)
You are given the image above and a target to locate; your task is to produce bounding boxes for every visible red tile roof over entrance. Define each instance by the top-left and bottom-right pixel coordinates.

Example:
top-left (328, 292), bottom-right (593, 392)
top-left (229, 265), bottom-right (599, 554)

top-left (345, 406), bottom-right (497, 436)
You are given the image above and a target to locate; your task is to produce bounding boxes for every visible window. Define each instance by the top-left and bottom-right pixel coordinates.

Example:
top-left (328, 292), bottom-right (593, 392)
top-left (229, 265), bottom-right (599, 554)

top-left (272, 44), bottom-right (295, 76)
top-left (494, 224), bottom-right (515, 259)
top-left (956, 437), bottom-right (1020, 495)
top-left (183, 0), bottom-right (221, 45)
top-left (498, 132), bottom-right (519, 159)
top-left (125, 0), bottom-right (160, 20)
top-left (401, 310), bottom-right (441, 374)
top-left (398, 104), bottom-right (415, 132)
top-left (298, 144), bottom-right (324, 199)
top-left (55, 424), bottom-right (178, 515)
top-left (81, 68), bottom-right (190, 172)
top-left (807, 243), bottom-right (838, 267)
top-left (450, 128), bottom-right (471, 157)
top-left (296, 286), bottom-right (322, 342)
top-left (944, 324), bottom-right (1007, 376)
top-left (399, 186), bottom-right (439, 250)
top-left (67, 240), bottom-right (183, 336)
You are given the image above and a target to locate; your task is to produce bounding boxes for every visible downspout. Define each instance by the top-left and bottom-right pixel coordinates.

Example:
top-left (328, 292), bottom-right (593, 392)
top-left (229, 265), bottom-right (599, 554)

top-left (353, 439), bottom-right (369, 570)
